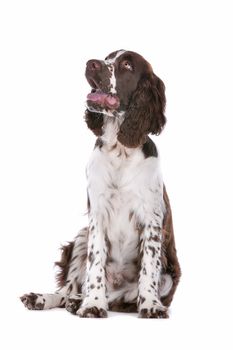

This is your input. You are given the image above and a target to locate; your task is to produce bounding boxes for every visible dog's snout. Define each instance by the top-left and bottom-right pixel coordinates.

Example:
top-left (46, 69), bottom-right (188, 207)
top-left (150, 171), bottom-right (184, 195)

top-left (86, 60), bottom-right (102, 72)
top-left (85, 58), bottom-right (112, 95)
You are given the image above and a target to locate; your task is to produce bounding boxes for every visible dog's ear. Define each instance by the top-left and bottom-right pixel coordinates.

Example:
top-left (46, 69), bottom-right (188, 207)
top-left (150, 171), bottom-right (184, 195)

top-left (117, 74), bottom-right (166, 148)
top-left (85, 109), bottom-right (104, 136)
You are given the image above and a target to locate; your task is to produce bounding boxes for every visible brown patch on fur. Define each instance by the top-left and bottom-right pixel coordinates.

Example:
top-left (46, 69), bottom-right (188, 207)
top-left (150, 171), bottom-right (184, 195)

top-left (55, 241), bottom-right (75, 288)
top-left (88, 251), bottom-right (94, 268)
top-left (161, 185), bottom-right (181, 307)
top-left (109, 300), bottom-right (137, 313)
top-left (104, 231), bottom-right (112, 253)
top-left (117, 74), bottom-right (166, 148)
top-left (136, 222), bottom-right (145, 235)
top-left (142, 136), bottom-right (158, 158)
top-left (66, 298), bottom-right (82, 314)
top-left (148, 245), bottom-right (156, 257)
top-left (129, 211), bottom-right (134, 221)
top-left (110, 143), bottom-right (117, 151)
top-left (85, 109), bottom-right (103, 136)
top-left (95, 137), bottom-right (104, 149)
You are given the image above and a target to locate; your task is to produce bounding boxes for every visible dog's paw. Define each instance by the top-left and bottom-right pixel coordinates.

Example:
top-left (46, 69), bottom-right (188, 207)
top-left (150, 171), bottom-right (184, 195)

top-left (77, 306), bottom-right (107, 318)
top-left (65, 297), bottom-right (82, 315)
top-left (138, 307), bottom-right (169, 319)
top-left (20, 293), bottom-right (45, 310)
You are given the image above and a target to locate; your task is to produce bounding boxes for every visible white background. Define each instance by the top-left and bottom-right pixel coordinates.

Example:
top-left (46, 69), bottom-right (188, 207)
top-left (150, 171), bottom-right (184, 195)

top-left (0, 0), bottom-right (232, 349)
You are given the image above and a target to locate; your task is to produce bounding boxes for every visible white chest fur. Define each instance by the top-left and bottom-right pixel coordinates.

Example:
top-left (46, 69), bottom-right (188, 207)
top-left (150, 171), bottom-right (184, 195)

top-left (86, 125), bottom-right (164, 299)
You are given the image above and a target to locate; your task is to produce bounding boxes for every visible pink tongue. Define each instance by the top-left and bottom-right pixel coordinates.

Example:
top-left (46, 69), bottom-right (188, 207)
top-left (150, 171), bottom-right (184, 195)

top-left (87, 92), bottom-right (106, 104)
top-left (105, 96), bottom-right (117, 106)
top-left (87, 92), bottom-right (119, 109)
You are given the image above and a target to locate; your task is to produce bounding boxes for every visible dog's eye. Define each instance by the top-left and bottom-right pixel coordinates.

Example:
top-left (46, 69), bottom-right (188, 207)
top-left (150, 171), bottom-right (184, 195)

top-left (121, 60), bottom-right (133, 71)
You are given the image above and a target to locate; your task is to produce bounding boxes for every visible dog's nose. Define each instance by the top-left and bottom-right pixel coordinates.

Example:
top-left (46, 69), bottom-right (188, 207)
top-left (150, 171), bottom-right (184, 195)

top-left (86, 60), bottom-right (102, 71)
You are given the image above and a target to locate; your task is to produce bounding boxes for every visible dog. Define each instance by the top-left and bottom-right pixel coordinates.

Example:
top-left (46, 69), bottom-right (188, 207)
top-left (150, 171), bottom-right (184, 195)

top-left (20, 50), bottom-right (181, 318)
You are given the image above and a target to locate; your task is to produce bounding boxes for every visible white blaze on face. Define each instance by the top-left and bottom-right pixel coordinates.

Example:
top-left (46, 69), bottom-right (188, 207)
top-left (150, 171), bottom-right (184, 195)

top-left (105, 50), bottom-right (126, 65)
top-left (105, 50), bottom-right (126, 94)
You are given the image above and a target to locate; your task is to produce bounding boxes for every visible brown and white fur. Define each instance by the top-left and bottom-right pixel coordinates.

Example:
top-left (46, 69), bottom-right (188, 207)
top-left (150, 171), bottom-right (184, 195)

top-left (20, 50), bottom-right (181, 318)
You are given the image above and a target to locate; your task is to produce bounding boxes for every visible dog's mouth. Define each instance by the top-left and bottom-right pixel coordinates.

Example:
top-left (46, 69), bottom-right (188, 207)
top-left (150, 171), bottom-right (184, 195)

top-left (87, 89), bottom-right (120, 110)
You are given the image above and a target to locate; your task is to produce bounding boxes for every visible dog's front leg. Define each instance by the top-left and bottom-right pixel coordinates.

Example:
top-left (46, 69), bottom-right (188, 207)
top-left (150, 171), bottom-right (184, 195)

top-left (138, 221), bottom-right (168, 318)
top-left (77, 214), bottom-right (108, 318)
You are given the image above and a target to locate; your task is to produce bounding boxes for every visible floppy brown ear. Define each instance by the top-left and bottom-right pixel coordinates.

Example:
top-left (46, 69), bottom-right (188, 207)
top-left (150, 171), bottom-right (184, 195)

top-left (85, 109), bottom-right (103, 136)
top-left (117, 74), bottom-right (166, 148)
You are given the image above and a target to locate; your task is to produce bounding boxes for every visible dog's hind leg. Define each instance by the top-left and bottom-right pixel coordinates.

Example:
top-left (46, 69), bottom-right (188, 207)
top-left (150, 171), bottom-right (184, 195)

top-left (20, 227), bottom-right (88, 311)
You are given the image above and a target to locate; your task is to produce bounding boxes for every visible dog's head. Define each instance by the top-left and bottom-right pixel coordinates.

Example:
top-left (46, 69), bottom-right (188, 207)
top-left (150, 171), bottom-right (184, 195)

top-left (85, 50), bottom-right (166, 147)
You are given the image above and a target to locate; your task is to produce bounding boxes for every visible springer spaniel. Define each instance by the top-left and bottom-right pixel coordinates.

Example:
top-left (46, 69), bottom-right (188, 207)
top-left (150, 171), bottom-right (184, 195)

top-left (20, 50), bottom-right (181, 318)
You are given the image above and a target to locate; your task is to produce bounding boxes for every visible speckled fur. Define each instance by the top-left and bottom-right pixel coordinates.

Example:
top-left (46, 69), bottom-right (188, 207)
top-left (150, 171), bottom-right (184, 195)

top-left (20, 50), bottom-right (181, 318)
top-left (20, 120), bottom-right (180, 317)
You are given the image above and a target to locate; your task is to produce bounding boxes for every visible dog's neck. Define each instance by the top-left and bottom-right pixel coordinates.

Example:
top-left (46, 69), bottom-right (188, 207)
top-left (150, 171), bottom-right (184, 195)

top-left (97, 113), bottom-right (140, 160)
top-left (101, 113), bottom-right (125, 147)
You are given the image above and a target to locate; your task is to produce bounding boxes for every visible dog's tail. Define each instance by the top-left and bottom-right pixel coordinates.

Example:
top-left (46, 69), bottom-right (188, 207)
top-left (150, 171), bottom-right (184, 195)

top-left (55, 241), bottom-right (75, 289)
